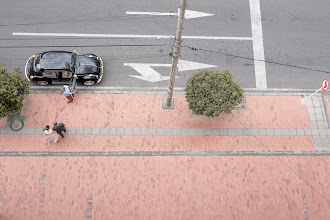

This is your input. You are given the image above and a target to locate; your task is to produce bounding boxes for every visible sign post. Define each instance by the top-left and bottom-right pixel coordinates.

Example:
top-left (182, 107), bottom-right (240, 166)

top-left (301, 79), bottom-right (328, 105)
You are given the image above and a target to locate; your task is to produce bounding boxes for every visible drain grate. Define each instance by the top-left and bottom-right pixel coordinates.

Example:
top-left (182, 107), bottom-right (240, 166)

top-left (10, 119), bottom-right (24, 131)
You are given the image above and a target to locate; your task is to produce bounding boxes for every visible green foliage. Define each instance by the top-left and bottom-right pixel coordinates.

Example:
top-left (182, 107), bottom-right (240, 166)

top-left (185, 69), bottom-right (244, 117)
top-left (0, 64), bottom-right (29, 118)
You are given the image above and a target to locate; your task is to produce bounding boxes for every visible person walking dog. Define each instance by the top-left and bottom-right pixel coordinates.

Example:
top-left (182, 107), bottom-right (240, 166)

top-left (53, 122), bottom-right (67, 138)
top-left (43, 125), bottom-right (60, 143)
top-left (61, 85), bottom-right (73, 103)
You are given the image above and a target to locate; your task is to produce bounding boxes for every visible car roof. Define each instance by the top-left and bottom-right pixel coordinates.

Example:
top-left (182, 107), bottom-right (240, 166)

top-left (39, 51), bottom-right (71, 71)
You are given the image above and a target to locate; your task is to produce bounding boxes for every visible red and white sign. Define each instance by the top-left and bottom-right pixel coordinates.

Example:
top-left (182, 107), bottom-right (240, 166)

top-left (322, 79), bottom-right (329, 91)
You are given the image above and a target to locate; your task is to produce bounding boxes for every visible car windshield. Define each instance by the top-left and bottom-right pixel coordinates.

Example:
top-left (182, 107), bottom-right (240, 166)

top-left (70, 52), bottom-right (77, 73)
top-left (33, 54), bottom-right (41, 72)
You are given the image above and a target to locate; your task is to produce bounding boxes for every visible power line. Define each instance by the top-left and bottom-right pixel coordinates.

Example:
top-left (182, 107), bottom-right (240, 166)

top-left (182, 45), bottom-right (330, 74)
top-left (0, 15), bottom-right (173, 27)
top-left (0, 44), bottom-right (170, 49)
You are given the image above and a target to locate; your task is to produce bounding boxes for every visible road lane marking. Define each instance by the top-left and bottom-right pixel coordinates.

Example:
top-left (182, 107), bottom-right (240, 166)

top-left (249, 0), bottom-right (267, 89)
top-left (12, 32), bottom-right (252, 41)
top-left (126, 9), bottom-right (214, 19)
top-left (125, 60), bottom-right (217, 82)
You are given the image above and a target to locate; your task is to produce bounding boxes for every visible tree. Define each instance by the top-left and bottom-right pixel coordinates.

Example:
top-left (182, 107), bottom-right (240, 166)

top-left (185, 69), bottom-right (244, 117)
top-left (0, 64), bottom-right (29, 118)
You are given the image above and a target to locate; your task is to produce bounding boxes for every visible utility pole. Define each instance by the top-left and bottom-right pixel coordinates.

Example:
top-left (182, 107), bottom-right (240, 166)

top-left (164, 0), bottom-right (187, 108)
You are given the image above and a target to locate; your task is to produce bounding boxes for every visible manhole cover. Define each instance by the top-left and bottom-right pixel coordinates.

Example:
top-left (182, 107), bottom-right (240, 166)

top-left (10, 119), bottom-right (24, 131)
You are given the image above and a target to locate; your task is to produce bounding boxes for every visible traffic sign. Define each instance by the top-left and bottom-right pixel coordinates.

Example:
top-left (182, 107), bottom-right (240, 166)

top-left (322, 79), bottom-right (329, 91)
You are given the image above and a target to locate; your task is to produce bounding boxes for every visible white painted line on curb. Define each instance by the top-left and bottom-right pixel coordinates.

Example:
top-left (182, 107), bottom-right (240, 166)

top-left (12, 32), bottom-right (252, 41)
top-left (249, 0), bottom-right (267, 89)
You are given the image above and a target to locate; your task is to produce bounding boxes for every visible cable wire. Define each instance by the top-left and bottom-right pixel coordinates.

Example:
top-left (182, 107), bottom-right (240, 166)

top-left (182, 45), bottom-right (330, 74)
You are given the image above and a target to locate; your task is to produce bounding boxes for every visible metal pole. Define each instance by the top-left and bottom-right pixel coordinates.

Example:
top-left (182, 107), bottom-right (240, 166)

top-left (166, 0), bottom-right (187, 107)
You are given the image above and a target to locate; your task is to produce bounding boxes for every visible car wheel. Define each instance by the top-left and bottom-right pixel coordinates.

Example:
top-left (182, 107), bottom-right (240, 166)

top-left (84, 80), bottom-right (95, 86)
top-left (37, 80), bottom-right (49, 86)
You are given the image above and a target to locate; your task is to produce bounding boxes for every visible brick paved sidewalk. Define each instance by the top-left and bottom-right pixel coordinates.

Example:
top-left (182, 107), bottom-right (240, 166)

top-left (0, 90), bottom-right (329, 219)
top-left (1, 91), bottom-right (330, 151)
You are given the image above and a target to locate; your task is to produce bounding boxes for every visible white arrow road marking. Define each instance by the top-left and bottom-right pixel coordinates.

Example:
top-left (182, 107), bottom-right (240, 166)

top-left (126, 9), bottom-right (214, 19)
top-left (125, 64), bottom-right (172, 82)
top-left (125, 60), bottom-right (217, 82)
top-left (12, 32), bottom-right (251, 41)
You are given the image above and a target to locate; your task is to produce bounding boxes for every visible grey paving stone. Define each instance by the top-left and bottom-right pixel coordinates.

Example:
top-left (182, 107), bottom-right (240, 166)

top-left (116, 128), bottom-right (125, 135)
top-left (311, 129), bottom-right (320, 136)
top-left (163, 128), bottom-right (173, 136)
top-left (250, 92), bottom-right (264, 96)
top-left (240, 129), bottom-right (252, 136)
top-left (83, 128), bottom-right (92, 135)
top-left (91, 128), bottom-right (101, 135)
top-left (320, 136), bottom-right (328, 144)
top-left (103, 127), bottom-right (114, 135)
top-left (281, 129), bottom-right (290, 136)
top-left (24, 127), bottom-right (35, 135)
top-left (234, 129), bottom-right (245, 136)
top-left (318, 129), bottom-right (327, 136)
top-left (0, 128), bottom-right (4, 134)
top-left (124, 128), bottom-right (133, 136)
top-left (132, 128), bottom-right (141, 136)
top-left (307, 107), bottom-right (315, 114)
top-left (309, 114), bottom-right (317, 121)
top-left (75, 128), bottom-right (84, 135)
top-left (296, 129), bottom-right (304, 136)
top-left (34, 127), bottom-right (44, 135)
top-left (314, 107), bottom-right (323, 114)
top-left (156, 128), bottom-right (165, 136)
top-left (148, 128), bottom-right (157, 136)
top-left (313, 136), bottom-right (322, 144)
top-left (191, 129), bottom-right (205, 136)
top-left (203, 128), bottom-right (219, 136)
top-left (289, 129), bottom-right (297, 136)
top-left (273, 129), bottom-right (282, 136)
top-left (249, 128), bottom-right (259, 136)
top-left (65, 127), bottom-right (75, 135)
top-left (309, 121), bottom-right (318, 128)
top-left (314, 144), bottom-right (323, 151)
top-left (266, 129), bottom-right (274, 136)
top-left (258, 129), bottom-right (267, 136)
top-left (322, 143), bottom-right (330, 151)
top-left (219, 129), bottom-right (228, 136)
top-left (312, 100), bottom-right (321, 107)
top-left (303, 129), bottom-right (312, 136)
top-left (317, 122), bottom-right (327, 129)
top-left (316, 114), bottom-right (325, 122)
top-left (172, 128), bottom-right (181, 136)
top-left (326, 129), bottom-right (330, 135)
top-left (139, 128), bottom-right (147, 136)
top-left (227, 129), bottom-right (236, 136)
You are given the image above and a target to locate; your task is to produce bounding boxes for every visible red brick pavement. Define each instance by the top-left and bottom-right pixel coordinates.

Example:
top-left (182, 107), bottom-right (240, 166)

top-left (0, 135), bottom-right (314, 152)
top-left (0, 118), bottom-right (6, 127)
top-left (0, 156), bottom-right (329, 219)
top-left (19, 94), bottom-right (310, 128)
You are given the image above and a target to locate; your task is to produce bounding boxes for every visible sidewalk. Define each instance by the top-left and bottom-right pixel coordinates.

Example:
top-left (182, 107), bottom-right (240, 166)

top-left (0, 89), bottom-right (329, 219)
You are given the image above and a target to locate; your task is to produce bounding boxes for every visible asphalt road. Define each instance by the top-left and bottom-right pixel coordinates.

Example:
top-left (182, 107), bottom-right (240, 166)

top-left (0, 0), bottom-right (329, 90)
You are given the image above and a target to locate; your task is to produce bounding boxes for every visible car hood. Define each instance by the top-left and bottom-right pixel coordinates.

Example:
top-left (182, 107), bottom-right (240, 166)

top-left (75, 56), bottom-right (100, 75)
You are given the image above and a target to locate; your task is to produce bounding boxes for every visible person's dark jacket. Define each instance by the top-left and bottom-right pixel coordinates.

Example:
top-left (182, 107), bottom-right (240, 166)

top-left (53, 122), bottom-right (66, 133)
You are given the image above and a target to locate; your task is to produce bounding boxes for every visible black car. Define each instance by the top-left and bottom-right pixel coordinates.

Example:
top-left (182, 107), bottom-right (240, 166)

top-left (25, 50), bottom-right (103, 86)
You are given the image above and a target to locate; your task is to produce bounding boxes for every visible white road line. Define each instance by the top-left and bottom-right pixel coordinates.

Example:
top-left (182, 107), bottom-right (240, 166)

top-left (127, 9), bottom-right (214, 19)
top-left (249, 0), bottom-right (267, 89)
top-left (12, 32), bottom-right (252, 41)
